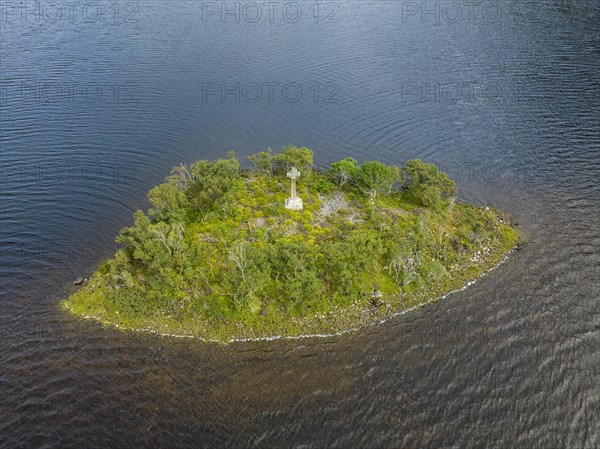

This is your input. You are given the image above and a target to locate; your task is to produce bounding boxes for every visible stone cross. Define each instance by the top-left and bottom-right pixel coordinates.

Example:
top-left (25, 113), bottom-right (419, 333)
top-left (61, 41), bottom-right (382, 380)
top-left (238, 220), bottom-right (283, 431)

top-left (287, 167), bottom-right (300, 198)
top-left (285, 167), bottom-right (303, 210)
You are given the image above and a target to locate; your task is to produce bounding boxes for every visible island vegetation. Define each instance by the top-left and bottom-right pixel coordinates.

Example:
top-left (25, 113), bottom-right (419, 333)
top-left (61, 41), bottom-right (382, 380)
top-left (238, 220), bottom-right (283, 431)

top-left (63, 146), bottom-right (518, 343)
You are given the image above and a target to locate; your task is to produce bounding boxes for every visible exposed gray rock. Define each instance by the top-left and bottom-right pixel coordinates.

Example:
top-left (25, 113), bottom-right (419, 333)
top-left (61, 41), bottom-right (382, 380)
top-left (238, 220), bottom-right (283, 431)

top-left (317, 192), bottom-right (349, 216)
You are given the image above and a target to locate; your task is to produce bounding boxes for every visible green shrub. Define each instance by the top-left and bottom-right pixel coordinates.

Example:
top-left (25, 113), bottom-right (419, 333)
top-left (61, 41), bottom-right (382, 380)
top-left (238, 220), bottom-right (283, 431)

top-left (313, 177), bottom-right (336, 194)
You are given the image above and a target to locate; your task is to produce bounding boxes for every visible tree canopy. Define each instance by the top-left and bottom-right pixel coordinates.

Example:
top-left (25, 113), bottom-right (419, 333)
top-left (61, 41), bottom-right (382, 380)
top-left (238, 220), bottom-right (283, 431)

top-left (65, 146), bottom-right (517, 343)
top-left (329, 157), bottom-right (359, 187)
top-left (403, 159), bottom-right (457, 207)
top-left (274, 145), bottom-right (314, 174)
top-left (186, 156), bottom-right (241, 213)
top-left (355, 160), bottom-right (397, 198)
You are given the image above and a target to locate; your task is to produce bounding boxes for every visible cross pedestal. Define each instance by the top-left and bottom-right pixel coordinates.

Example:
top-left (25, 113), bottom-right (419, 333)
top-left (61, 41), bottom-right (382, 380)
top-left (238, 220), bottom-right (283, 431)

top-left (285, 167), bottom-right (303, 210)
top-left (285, 197), bottom-right (303, 210)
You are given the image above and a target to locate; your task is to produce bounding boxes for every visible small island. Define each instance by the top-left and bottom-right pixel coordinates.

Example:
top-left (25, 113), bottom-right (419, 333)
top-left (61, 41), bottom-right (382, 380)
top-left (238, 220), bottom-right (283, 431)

top-left (63, 146), bottom-right (518, 343)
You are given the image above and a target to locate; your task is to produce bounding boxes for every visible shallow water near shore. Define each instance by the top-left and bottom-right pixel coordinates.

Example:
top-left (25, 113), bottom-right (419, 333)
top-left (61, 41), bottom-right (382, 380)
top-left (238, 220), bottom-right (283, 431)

top-left (1, 1), bottom-right (599, 447)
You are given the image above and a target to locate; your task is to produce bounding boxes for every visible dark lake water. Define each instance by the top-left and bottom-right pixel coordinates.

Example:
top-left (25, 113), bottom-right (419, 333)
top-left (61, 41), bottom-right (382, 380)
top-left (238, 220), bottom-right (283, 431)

top-left (1, 1), bottom-right (599, 447)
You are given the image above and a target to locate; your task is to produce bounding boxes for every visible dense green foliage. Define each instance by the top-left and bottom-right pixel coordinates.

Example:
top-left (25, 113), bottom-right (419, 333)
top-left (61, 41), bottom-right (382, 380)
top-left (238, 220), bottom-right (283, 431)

top-left (64, 147), bottom-right (517, 343)
top-left (403, 159), bottom-right (458, 207)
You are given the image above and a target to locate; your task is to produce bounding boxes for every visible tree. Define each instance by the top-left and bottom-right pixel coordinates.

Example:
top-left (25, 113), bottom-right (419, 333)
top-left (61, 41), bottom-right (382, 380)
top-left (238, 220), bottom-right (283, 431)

top-left (152, 222), bottom-right (185, 259)
top-left (186, 156), bottom-right (241, 213)
top-left (147, 182), bottom-right (187, 222)
top-left (166, 164), bottom-right (192, 189)
top-left (248, 148), bottom-right (275, 179)
top-left (356, 161), bottom-right (396, 199)
top-left (227, 241), bottom-right (248, 283)
top-left (403, 159), bottom-right (457, 207)
top-left (242, 244), bottom-right (272, 310)
top-left (116, 210), bottom-right (153, 266)
top-left (329, 157), bottom-right (359, 187)
top-left (390, 165), bottom-right (404, 187)
top-left (325, 229), bottom-right (383, 293)
top-left (274, 146), bottom-right (314, 175)
top-left (115, 209), bottom-right (189, 280)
